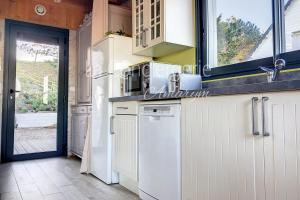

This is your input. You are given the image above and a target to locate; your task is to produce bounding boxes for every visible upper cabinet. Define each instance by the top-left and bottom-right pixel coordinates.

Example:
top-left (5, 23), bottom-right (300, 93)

top-left (78, 14), bottom-right (92, 104)
top-left (133, 0), bottom-right (195, 57)
top-left (92, 0), bottom-right (109, 46)
top-left (108, 5), bottom-right (132, 37)
top-left (92, 0), bottom-right (133, 47)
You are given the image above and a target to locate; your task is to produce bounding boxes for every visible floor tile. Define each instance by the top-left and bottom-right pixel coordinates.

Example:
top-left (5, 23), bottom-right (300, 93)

top-left (36, 181), bottom-right (60, 196)
top-left (0, 183), bottom-right (19, 194)
top-left (21, 191), bottom-right (44, 200)
top-left (44, 193), bottom-right (66, 200)
top-left (18, 183), bottom-right (39, 194)
top-left (0, 158), bottom-right (139, 200)
top-left (0, 192), bottom-right (22, 200)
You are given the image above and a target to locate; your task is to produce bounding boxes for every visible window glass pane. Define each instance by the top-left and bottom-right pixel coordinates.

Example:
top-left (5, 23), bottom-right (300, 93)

top-left (284, 0), bottom-right (300, 52)
top-left (207, 0), bottom-right (273, 67)
top-left (15, 40), bottom-right (59, 155)
top-left (151, 4), bottom-right (155, 19)
top-left (156, 24), bottom-right (161, 38)
top-left (156, 1), bottom-right (160, 17)
top-left (151, 27), bottom-right (155, 40)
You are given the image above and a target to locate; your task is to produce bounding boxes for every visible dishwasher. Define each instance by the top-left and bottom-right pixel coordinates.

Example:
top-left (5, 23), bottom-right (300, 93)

top-left (139, 102), bottom-right (181, 200)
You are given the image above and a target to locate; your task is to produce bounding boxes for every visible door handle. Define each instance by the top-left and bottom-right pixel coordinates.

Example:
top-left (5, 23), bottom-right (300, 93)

top-left (142, 28), bottom-right (148, 48)
top-left (110, 116), bottom-right (115, 135)
top-left (252, 97), bottom-right (260, 136)
top-left (116, 107), bottom-right (129, 110)
top-left (10, 89), bottom-right (21, 94)
top-left (262, 97), bottom-right (270, 137)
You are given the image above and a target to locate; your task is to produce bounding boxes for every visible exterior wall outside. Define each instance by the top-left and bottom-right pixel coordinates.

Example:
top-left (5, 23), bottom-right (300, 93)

top-left (251, 0), bottom-right (300, 59)
top-left (284, 0), bottom-right (300, 51)
top-left (0, 21), bottom-right (77, 161)
top-left (250, 32), bottom-right (273, 60)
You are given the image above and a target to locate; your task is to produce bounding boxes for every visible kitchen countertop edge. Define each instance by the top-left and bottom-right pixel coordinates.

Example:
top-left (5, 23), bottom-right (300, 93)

top-left (109, 79), bottom-right (300, 102)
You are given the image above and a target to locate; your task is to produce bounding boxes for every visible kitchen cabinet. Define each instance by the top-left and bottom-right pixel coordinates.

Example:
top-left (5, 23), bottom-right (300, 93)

top-left (71, 105), bottom-right (92, 157)
top-left (132, 0), bottom-right (194, 57)
top-left (77, 14), bottom-right (92, 104)
top-left (112, 102), bottom-right (139, 194)
top-left (112, 115), bottom-right (138, 180)
top-left (181, 91), bottom-right (300, 200)
top-left (92, 0), bottom-right (108, 46)
top-left (263, 92), bottom-right (300, 200)
top-left (92, 0), bottom-right (132, 46)
top-left (108, 5), bottom-right (132, 36)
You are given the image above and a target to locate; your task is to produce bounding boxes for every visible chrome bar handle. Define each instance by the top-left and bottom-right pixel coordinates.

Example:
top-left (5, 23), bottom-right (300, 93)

top-left (116, 107), bottom-right (129, 110)
top-left (252, 97), bottom-right (260, 136)
top-left (142, 28), bottom-right (148, 48)
top-left (262, 97), bottom-right (270, 137)
top-left (110, 116), bottom-right (115, 135)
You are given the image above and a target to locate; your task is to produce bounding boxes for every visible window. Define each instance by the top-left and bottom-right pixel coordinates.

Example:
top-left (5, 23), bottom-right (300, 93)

top-left (284, 0), bottom-right (300, 52)
top-left (196, 0), bottom-right (300, 79)
top-left (292, 32), bottom-right (300, 50)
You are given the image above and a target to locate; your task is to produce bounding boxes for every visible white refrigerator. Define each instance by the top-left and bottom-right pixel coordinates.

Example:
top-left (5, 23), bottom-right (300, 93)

top-left (91, 35), bottom-right (150, 184)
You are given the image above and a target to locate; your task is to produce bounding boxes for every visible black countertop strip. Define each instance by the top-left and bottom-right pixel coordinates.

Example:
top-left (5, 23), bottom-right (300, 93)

top-left (109, 71), bottom-right (300, 102)
top-left (109, 79), bottom-right (300, 102)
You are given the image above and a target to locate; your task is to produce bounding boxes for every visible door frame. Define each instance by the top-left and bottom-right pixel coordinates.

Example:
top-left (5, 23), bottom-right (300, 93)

top-left (1, 19), bottom-right (69, 162)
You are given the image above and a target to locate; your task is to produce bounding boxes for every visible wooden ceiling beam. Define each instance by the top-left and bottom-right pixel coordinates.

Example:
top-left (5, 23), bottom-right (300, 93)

top-left (108, 0), bottom-right (129, 5)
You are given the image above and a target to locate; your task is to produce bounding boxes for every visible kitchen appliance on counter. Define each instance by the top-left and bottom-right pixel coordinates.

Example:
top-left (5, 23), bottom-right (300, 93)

top-left (90, 35), bottom-right (150, 184)
top-left (123, 62), bottom-right (181, 96)
top-left (168, 73), bottom-right (202, 93)
top-left (139, 102), bottom-right (181, 200)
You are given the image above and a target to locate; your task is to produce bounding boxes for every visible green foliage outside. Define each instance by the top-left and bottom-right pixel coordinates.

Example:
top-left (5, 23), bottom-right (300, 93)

top-left (16, 60), bottom-right (58, 113)
top-left (217, 15), bottom-right (264, 66)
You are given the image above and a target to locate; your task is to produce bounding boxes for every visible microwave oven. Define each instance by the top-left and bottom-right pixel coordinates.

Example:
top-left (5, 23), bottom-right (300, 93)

top-left (123, 62), bottom-right (181, 96)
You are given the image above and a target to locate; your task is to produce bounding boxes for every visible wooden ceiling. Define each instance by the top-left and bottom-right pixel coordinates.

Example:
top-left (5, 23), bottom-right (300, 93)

top-left (108, 0), bottom-right (130, 5)
top-left (0, 0), bottom-right (94, 30)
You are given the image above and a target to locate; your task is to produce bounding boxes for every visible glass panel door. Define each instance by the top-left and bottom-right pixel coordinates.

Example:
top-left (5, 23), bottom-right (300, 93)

top-left (2, 20), bottom-right (68, 162)
top-left (14, 40), bottom-right (59, 155)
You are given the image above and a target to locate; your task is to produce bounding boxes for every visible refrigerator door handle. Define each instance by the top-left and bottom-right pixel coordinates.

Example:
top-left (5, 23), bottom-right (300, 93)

top-left (110, 116), bottom-right (115, 135)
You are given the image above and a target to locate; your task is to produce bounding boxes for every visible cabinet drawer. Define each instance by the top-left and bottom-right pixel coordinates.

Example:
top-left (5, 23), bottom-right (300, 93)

top-left (71, 106), bottom-right (92, 114)
top-left (113, 101), bottom-right (138, 115)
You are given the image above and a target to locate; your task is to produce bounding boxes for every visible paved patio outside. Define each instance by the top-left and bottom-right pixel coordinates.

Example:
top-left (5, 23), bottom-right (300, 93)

top-left (14, 127), bottom-right (57, 155)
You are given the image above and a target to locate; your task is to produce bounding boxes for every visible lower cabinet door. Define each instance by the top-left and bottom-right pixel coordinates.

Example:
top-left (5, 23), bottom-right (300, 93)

top-left (71, 117), bottom-right (79, 155)
top-left (263, 91), bottom-right (300, 200)
top-left (71, 114), bottom-right (89, 157)
top-left (181, 94), bottom-right (265, 200)
top-left (112, 115), bottom-right (138, 181)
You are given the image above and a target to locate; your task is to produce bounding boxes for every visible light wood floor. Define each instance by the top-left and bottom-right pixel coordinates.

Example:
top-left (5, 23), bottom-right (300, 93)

top-left (0, 158), bottom-right (139, 200)
top-left (14, 128), bottom-right (56, 155)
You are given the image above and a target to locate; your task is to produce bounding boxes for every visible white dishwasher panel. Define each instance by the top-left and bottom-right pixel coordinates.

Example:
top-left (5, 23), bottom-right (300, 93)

top-left (139, 104), bottom-right (181, 200)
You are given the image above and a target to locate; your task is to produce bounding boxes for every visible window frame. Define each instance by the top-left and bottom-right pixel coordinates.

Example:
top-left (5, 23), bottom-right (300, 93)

top-left (196, 0), bottom-right (300, 80)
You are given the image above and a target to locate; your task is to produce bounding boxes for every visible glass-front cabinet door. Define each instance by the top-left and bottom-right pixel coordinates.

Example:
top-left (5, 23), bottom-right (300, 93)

top-left (133, 0), bottom-right (146, 51)
top-left (149, 0), bottom-right (163, 46)
top-left (133, 0), bottom-right (163, 52)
